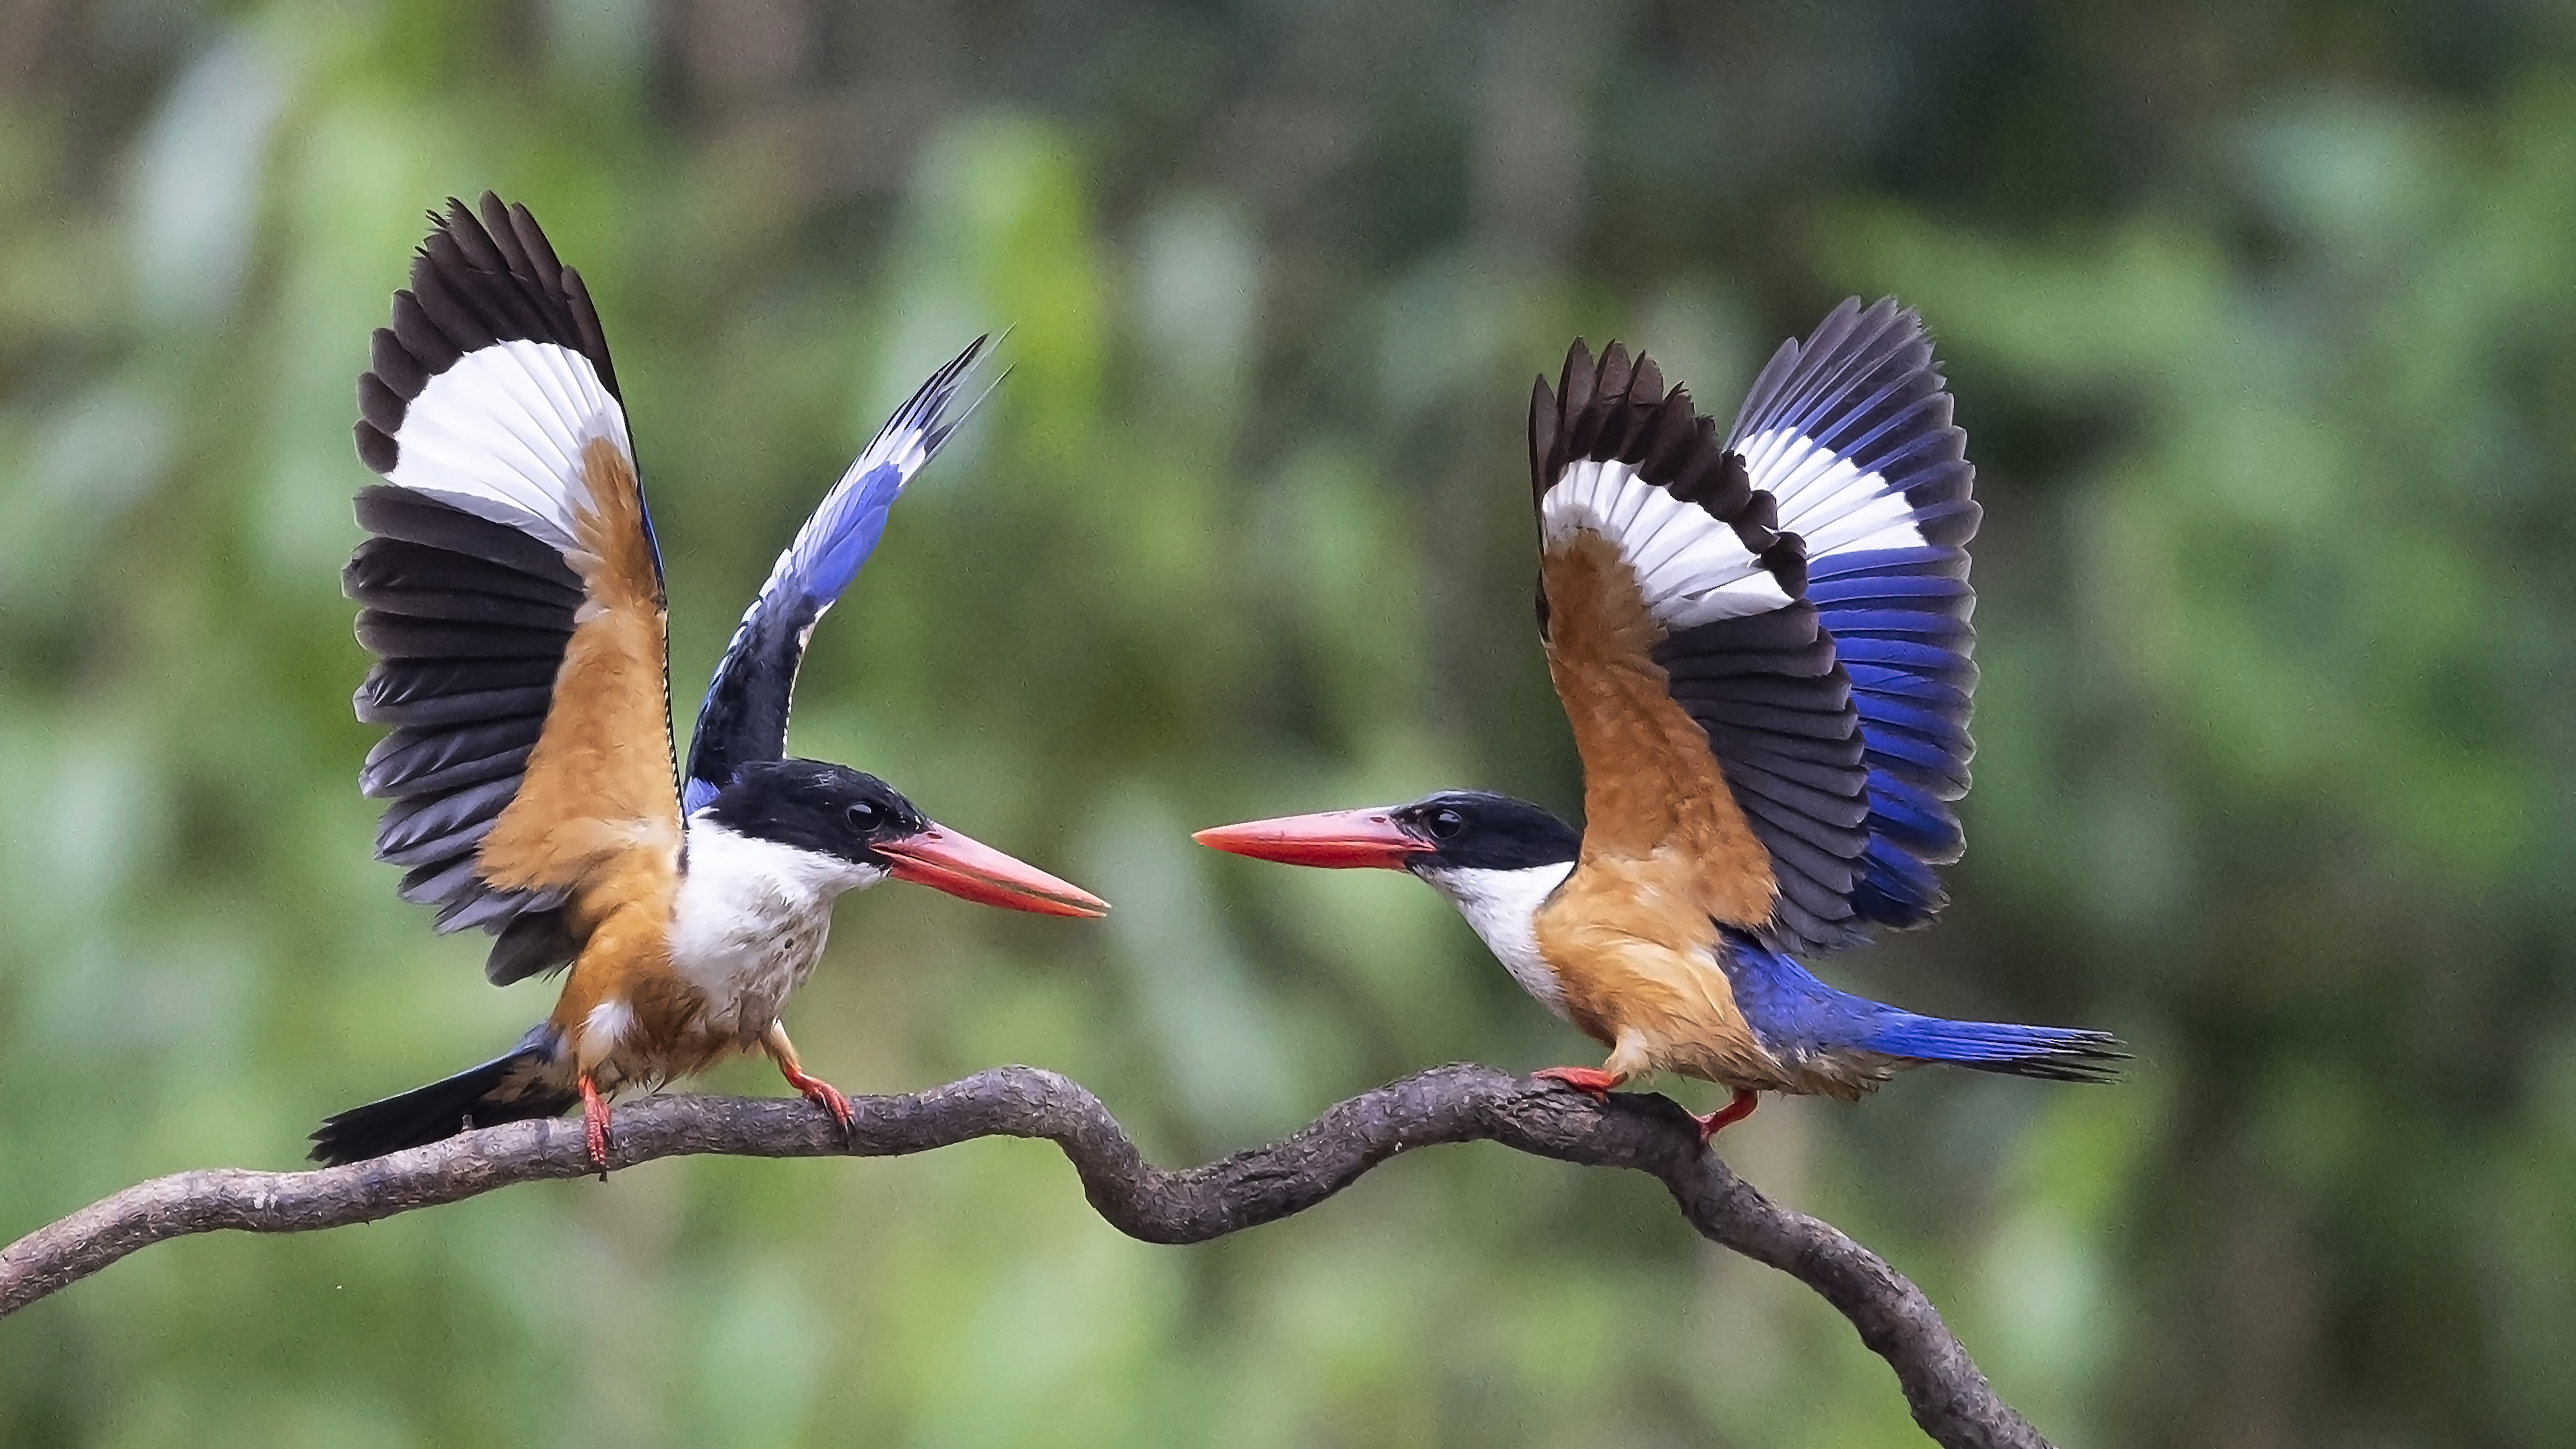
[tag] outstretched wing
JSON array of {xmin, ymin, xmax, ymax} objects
[
  {"xmin": 1526, "ymin": 304, "xmax": 1981, "ymax": 958},
  {"xmin": 681, "ymin": 336, "xmax": 992, "ymax": 813},
  {"xmin": 1726, "ymin": 299, "xmax": 1977, "ymax": 932},
  {"xmin": 347, "ymin": 193, "xmax": 680, "ymax": 987},
  {"xmin": 1530, "ymin": 339, "xmax": 1872, "ymax": 955}
]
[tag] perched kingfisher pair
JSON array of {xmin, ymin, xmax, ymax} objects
[{"xmin": 313, "ymin": 194, "xmax": 2116, "ymax": 1170}]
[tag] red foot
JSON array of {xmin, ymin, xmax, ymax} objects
[
  {"xmin": 579, "ymin": 1075, "xmax": 612, "ymax": 1178},
  {"xmin": 1532, "ymin": 1066, "xmax": 1628, "ymax": 1102},
  {"xmin": 1695, "ymin": 1088, "xmax": 1759, "ymax": 1147},
  {"xmin": 778, "ymin": 1063, "xmax": 856, "ymax": 1141}
]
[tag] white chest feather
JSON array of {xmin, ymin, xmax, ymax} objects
[
  {"xmin": 669, "ymin": 821, "xmax": 884, "ymax": 1040},
  {"xmin": 1418, "ymin": 862, "xmax": 1577, "ymax": 1020}
]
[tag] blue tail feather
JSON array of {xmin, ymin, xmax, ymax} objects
[
  {"xmin": 1715, "ymin": 929, "xmax": 2124, "ymax": 1083},
  {"xmin": 1860, "ymin": 1014, "xmax": 2126, "ymax": 1082}
]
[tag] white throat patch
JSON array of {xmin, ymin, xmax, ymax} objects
[
  {"xmin": 667, "ymin": 818, "xmax": 887, "ymax": 1040},
  {"xmin": 1416, "ymin": 862, "xmax": 1577, "ymax": 1020}
]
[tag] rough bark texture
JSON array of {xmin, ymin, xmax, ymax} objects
[{"xmin": 0, "ymin": 1065, "xmax": 2054, "ymax": 1448}]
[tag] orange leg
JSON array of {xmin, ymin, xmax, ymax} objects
[
  {"xmin": 579, "ymin": 1075, "xmax": 612, "ymax": 1177},
  {"xmin": 764, "ymin": 1022, "xmax": 855, "ymax": 1140},
  {"xmin": 1532, "ymin": 1065, "xmax": 1629, "ymax": 1102},
  {"xmin": 1694, "ymin": 1088, "xmax": 1759, "ymax": 1147}
]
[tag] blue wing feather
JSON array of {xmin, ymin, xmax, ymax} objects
[
  {"xmin": 1804, "ymin": 574, "xmax": 1970, "ymax": 608},
  {"xmin": 1867, "ymin": 735, "xmax": 1969, "ymax": 786},
  {"xmin": 1809, "ymin": 608, "xmax": 1973, "ymax": 643},
  {"xmin": 1864, "ymin": 777, "xmax": 1956, "ymax": 838},
  {"xmin": 1829, "ymin": 636, "xmax": 1971, "ymax": 675},
  {"xmin": 1806, "ymin": 544, "xmax": 1962, "ymax": 581},
  {"xmin": 1727, "ymin": 301, "xmax": 1978, "ymax": 936},
  {"xmin": 1853, "ymin": 696, "xmax": 1972, "ymax": 750},
  {"xmin": 1847, "ymin": 663, "xmax": 1970, "ymax": 710},
  {"xmin": 793, "ymin": 462, "xmax": 906, "ymax": 604},
  {"xmin": 683, "ymin": 335, "xmax": 993, "ymax": 811}
]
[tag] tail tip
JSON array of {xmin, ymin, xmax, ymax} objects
[{"xmin": 1970, "ymin": 1029, "xmax": 2130, "ymax": 1084}]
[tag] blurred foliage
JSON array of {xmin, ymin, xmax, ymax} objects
[{"xmin": 3, "ymin": 0, "xmax": 2574, "ymax": 1445}]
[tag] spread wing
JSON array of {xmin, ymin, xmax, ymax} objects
[
  {"xmin": 346, "ymin": 193, "xmax": 680, "ymax": 987},
  {"xmin": 1530, "ymin": 339, "xmax": 1870, "ymax": 953},
  {"xmin": 681, "ymin": 336, "xmax": 991, "ymax": 813},
  {"xmin": 1726, "ymin": 299, "xmax": 1977, "ymax": 932},
  {"xmin": 1526, "ymin": 304, "xmax": 1979, "ymax": 957}
]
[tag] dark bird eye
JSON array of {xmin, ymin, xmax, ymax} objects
[
  {"xmin": 845, "ymin": 801, "xmax": 882, "ymax": 833},
  {"xmin": 1426, "ymin": 807, "xmax": 1465, "ymax": 839}
]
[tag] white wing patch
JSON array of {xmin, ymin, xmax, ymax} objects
[
  {"xmin": 1739, "ymin": 425, "xmax": 1928, "ymax": 561},
  {"xmin": 1539, "ymin": 458, "xmax": 1794, "ymax": 627},
  {"xmin": 385, "ymin": 339, "xmax": 633, "ymax": 555}
]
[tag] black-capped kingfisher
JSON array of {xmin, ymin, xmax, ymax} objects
[
  {"xmin": 1198, "ymin": 302, "xmax": 2120, "ymax": 1143},
  {"xmin": 310, "ymin": 194, "xmax": 1107, "ymax": 1171}
]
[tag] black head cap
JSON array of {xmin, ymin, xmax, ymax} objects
[
  {"xmin": 700, "ymin": 758, "xmax": 930, "ymax": 866},
  {"xmin": 1390, "ymin": 791, "xmax": 1580, "ymax": 872}
]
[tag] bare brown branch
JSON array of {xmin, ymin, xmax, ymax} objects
[{"xmin": 0, "ymin": 1065, "xmax": 2053, "ymax": 1449}]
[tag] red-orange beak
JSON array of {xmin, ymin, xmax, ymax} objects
[
  {"xmin": 1192, "ymin": 806, "xmax": 1431, "ymax": 871},
  {"xmin": 878, "ymin": 822, "xmax": 1108, "ymax": 918}
]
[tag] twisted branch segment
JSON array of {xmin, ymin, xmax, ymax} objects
[{"xmin": 0, "ymin": 1065, "xmax": 2052, "ymax": 1449}]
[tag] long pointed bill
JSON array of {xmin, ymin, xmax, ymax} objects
[
  {"xmin": 1192, "ymin": 806, "xmax": 1431, "ymax": 870},
  {"xmin": 878, "ymin": 823, "xmax": 1109, "ymax": 918}
]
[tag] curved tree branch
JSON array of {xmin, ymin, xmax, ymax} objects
[{"xmin": 0, "ymin": 1065, "xmax": 2052, "ymax": 1448}]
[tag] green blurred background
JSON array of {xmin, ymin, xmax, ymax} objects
[{"xmin": 3, "ymin": 0, "xmax": 2573, "ymax": 1444}]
